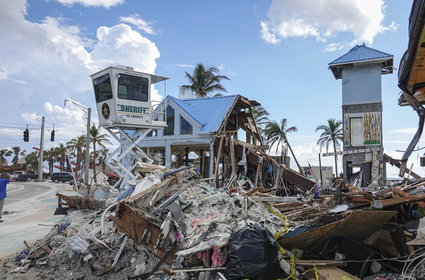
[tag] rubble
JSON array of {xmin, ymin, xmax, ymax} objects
[{"xmin": 4, "ymin": 162, "xmax": 425, "ymax": 280}]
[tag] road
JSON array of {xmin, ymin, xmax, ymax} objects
[
  {"xmin": 6, "ymin": 182, "xmax": 52, "ymax": 205},
  {"xmin": 0, "ymin": 181, "xmax": 77, "ymax": 259}
]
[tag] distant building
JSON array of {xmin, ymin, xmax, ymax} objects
[
  {"xmin": 329, "ymin": 44, "xmax": 393, "ymax": 187},
  {"xmin": 302, "ymin": 166, "xmax": 333, "ymax": 186}
]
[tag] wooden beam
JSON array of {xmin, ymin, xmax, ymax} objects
[
  {"xmin": 214, "ymin": 135, "xmax": 225, "ymax": 186},
  {"xmin": 230, "ymin": 139, "xmax": 236, "ymax": 176}
]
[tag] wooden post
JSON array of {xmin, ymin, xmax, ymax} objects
[
  {"xmin": 230, "ymin": 139, "xmax": 237, "ymax": 176},
  {"xmin": 214, "ymin": 135, "xmax": 225, "ymax": 187},
  {"xmin": 200, "ymin": 149, "xmax": 204, "ymax": 177},
  {"xmin": 318, "ymin": 152, "xmax": 323, "ymax": 183}
]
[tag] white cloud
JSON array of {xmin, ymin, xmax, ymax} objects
[
  {"xmin": 261, "ymin": 0, "xmax": 397, "ymax": 45},
  {"xmin": 20, "ymin": 112, "xmax": 43, "ymax": 125},
  {"xmin": 54, "ymin": 0, "xmax": 124, "ymax": 8},
  {"xmin": 120, "ymin": 14, "xmax": 156, "ymax": 35},
  {"xmin": 325, "ymin": 43, "xmax": 344, "ymax": 52},
  {"xmin": 176, "ymin": 64, "xmax": 195, "ymax": 68},
  {"xmin": 0, "ymin": 0, "xmax": 161, "ymax": 148},
  {"xmin": 91, "ymin": 24, "xmax": 160, "ymax": 73}
]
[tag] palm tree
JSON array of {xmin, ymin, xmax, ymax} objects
[
  {"xmin": 67, "ymin": 135, "xmax": 86, "ymax": 172},
  {"xmin": 181, "ymin": 63, "xmax": 230, "ymax": 97},
  {"xmin": 0, "ymin": 149, "xmax": 11, "ymax": 166},
  {"xmin": 90, "ymin": 124, "xmax": 111, "ymax": 182},
  {"xmin": 316, "ymin": 119, "xmax": 343, "ymax": 177},
  {"xmin": 252, "ymin": 106, "xmax": 270, "ymax": 134},
  {"xmin": 98, "ymin": 147, "xmax": 109, "ymax": 173},
  {"xmin": 11, "ymin": 146, "xmax": 22, "ymax": 166},
  {"xmin": 264, "ymin": 118, "xmax": 302, "ymax": 173},
  {"xmin": 55, "ymin": 144, "xmax": 68, "ymax": 171},
  {"xmin": 25, "ymin": 151, "xmax": 39, "ymax": 170},
  {"xmin": 44, "ymin": 148, "xmax": 56, "ymax": 173}
]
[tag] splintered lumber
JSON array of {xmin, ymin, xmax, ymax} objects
[
  {"xmin": 295, "ymin": 260, "xmax": 345, "ymax": 267},
  {"xmin": 129, "ymin": 168, "xmax": 196, "ymax": 210},
  {"xmin": 316, "ymin": 267, "xmax": 360, "ymax": 280},
  {"xmin": 249, "ymin": 196, "xmax": 300, "ymax": 203},
  {"xmin": 109, "ymin": 202, "xmax": 166, "ymax": 257},
  {"xmin": 272, "ymin": 202, "xmax": 305, "ymax": 212},
  {"xmin": 392, "ymin": 187, "xmax": 425, "ymax": 207},
  {"xmin": 135, "ymin": 162, "xmax": 169, "ymax": 174},
  {"xmin": 56, "ymin": 193, "xmax": 105, "ymax": 210},
  {"xmin": 377, "ymin": 195, "xmax": 425, "ymax": 208}
]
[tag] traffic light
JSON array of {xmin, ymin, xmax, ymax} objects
[
  {"xmin": 50, "ymin": 130, "xmax": 55, "ymax": 142},
  {"xmin": 23, "ymin": 128, "xmax": 29, "ymax": 142}
]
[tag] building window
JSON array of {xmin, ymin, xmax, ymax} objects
[
  {"xmin": 117, "ymin": 74, "xmax": 149, "ymax": 102},
  {"xmin": 350, "ymin": 117, "xmax": 364, "ymax": 146},
  {"xmin": 93, "ymin": 73, "xmax": 113, "ymax": 103},
  {"xmin": 180, "ymin": 116, "xmax": 193, "ymax": 135},
  {"xmin": 164, "ymin": 106, "xmax": 175, "ymax": 136}
]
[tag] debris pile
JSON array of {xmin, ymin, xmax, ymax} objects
[{"xmin": 3, "ymin": 163, "xmax": 425, "ymax": 279}]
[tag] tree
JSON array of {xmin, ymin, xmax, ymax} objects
[
  {"xmin": 44, "ymin": 148, "xmax": 57, "ymax": 173},
  {"xmin": 316, "ymin": 119, "xmax": 343, "ymax": 177},
  {"xmin": 252, "ymin": 106, "xmax": 270, "ymax": 134},
  {"xmin": 25, "ymin": 151, "xmax": 39, "ymax": 170},
  {"xmin": 181, "ymin": 63, "xmax": 230, "ymax": 97},
  {"xmin": 0, "ymin": 149, "xmax": 11, "ymax": 166},
  {"xmin": 264, "ymin": 118, "xmax": 302, "ymax": 173},
  {"xmin": 98, "ymin": 147, "xmax": 109, "ymax": 173},
  {"xmin": 89, "ymin": 124, "xmax": 110, "ymax": 183},
  {"xmin": 11, "ymin": 146, "xmax": 23, "ymax": 166},
  {"xmin": 55, "ymin": 143, "xmax": 68, "ymax": 171},
  {"xmin": 67, "ymin": 135, "xmax": 86, "ymax": 172}
]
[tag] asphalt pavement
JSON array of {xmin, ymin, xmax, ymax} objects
[
  {"xmin": 0, "ymin": 181, "xmax": 77, "ymax": 259},
  {"xmin": 5, "ymin": 182, "xmax": 52, "ymax": 205}
]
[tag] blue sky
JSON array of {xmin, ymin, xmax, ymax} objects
[{"xmin": 0, "ymin": 0, "xmax": 420, "ymax": 176}]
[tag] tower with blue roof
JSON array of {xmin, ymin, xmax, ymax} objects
[{"xmin": 329, "ymin": 44, "xmax": 393, "ymax": 187}]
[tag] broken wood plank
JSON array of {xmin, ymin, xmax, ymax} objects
[
  {"xmin": 316, "ymin": 267, "xmax": 360, "ymax": 280},
  {"xmin": 56, "ymin": 193, "xmax": 105, "ymax": 210},
  {"xmin": 249, "ymin": 196, "xmax": 300, "ymax": 203},
  {"xmin": 129, "ymin": 168, "xmax": 196, "ymax": 210},
  {"xmin": 295, "ymin": 260, "xmax": 345, "ymax": 267}
]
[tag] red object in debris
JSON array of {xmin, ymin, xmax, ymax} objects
[
  {"xmin": 105, "ymin": 172, "xmax": 120, "ymax": 178},
  {"xmin": 33, "ymin": 147, "xmax": 40, "ymax": 151}
]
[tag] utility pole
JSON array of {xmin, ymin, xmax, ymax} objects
[
  {"xmin": 85, "ymin": 108, "xmax": 91, "ymax": 185},
  {"xmin": 38, "ymin": 116, "xmax": 45, "ymax": 181},
  {"xmin": 64, "ymin": 99, "xmax": 91, "ymax": 185}
]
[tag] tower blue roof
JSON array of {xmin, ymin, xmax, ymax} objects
[
  {"xmin": 167, "ymin": 95, "xmax": 238, "ymax": 133},
  {"xmin": 329, "ymin": 44, "xmax": 393, "ymax": 79}
]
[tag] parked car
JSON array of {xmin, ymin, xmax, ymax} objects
[
  {"xmin": 16, "ymin": 172, "xmax": 38, "ymax": 181},
  {"xmin": 50, "ymin": 172, "xmax": 73, "ymax": 183},
  {"xmin": 11, "ymin": 171, "xmax": 25, "ymax": 181}
]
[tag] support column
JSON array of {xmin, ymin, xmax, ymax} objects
[
  {"xmin": 165, "ymin": 143, "xmax": 171, "ymax": 167},
  {"xmin": 209, "ymin": 141, "xmax": 214, "ymax": 178}
]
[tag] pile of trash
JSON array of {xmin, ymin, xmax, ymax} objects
[{"xmin": 3, "ymin": 163, "xmax": 425, "ymax": 279}]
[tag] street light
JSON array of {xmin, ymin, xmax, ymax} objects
[{"xmin": 64, "ymin": 98, "xmax": 91, "ymax": 185}]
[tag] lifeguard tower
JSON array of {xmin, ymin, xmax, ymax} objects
[
  {"xmin": 90, "ymin": 65, "xmax": 168, "ymax": 188},
  {"xmin": 329, "ymin": 44, "xmax": 393, "ymax": 188}
]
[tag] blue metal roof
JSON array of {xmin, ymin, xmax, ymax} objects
[
  {"xmin": 167, "ymin": 95, "xmax": 238, "ymax": 133},
  {"xmin": 329, "ymin": 44, "xmax": 393, "ymax": 66}
]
